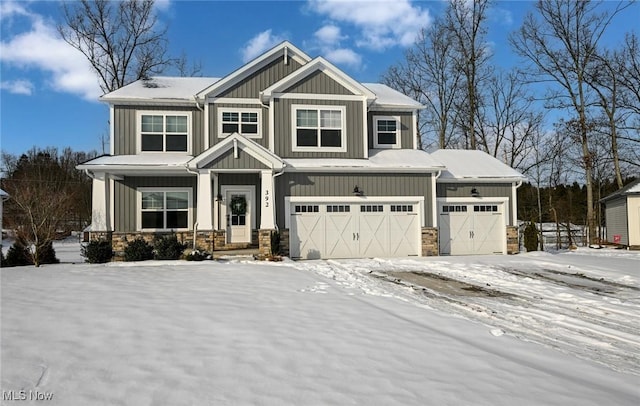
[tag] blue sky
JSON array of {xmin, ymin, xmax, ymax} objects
[{"xmin": 1, "ymin": 0, "xmax": 637, "ymax": 157}]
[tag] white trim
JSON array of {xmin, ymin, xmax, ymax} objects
[
  {"xmin": 372, "ymin": 115, "xmax": 401, "ymax": 149},
  {"xmin": 136, "ymin": 187, "xmax": 193, "ymax": 231},
  {"xmin": 189, "ymin": 132, "xmax": 284, "ymax": 170},
  {"xmin": 436, "ymin": 177, "xmax": 525, "ymax": 183},
  {"xmin": 362, "ymin": 98, "xmax": 368, "ymax": 158},
  {"xmin": 273, "ymin": 93, "xmax": 366, "ymax": 101},
  {"xmin": 511, "ymin": 183, "xmax": 518, "ymax": 226},
  {"xmin": 284, "ymin": 195, "xmax": 424, "ymax": 229},
  {"xmin": 260, "ymin": 170, "xmax": 276, "ymax": 229},
  {"xmin": 283, "ymin": 165, "xmax": 438, "ymax": 173},
  {"xmin": 103, "ymin": 99, "xmax": 199, "ymax": 107},
  {"xmin": 204, "ymin": 103, "xmax": 210, "ymax": 150},
  {"xmin": 136, "ymin": 110, "xmax": 193, "ymax": 154},
  {"xmin": 217, "ymin": 107, "xmax": 262, "ymax": 139},
  {"xmin": 207, "ymin": 97, "xmax": 263, "ymax": 104},
  {"xmin": 412, "ymin": 110, "xmax": 418, "ymax": 150},
  {"xmin": 109, "ymin": 106, "xmax": 115, "ymax": 155},
  {"xmin": 291, "ymin": 104, "xmax": 347, "ymax": 153},
  {"xmin": 196, "ymin": 172, "xmax": 213, "ymax": 230},
  {"xmin": 109, "ymin": 177, "xmax": 115, "ymax": 231},
  {"xmin": 431, "ymin": 175, "xmax": 437, "ymax": 228},
  {"xmin": 213, "ymin": 174, "xmax": 220, "ymax": 230},
  {"xmin": 268, "ymin": 98, "xmax": 275, "ymax": 152}
]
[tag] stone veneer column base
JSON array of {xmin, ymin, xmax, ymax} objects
[
  {"xmin": 421, "ymin": 227, "xmax": 439, "ymax": 256},
  {"xmin": 279, "ymin": 229, "xmax": 290, "ymax": 257},
  {"xmin": 258, "ymin": 229, "xmax": 276, "ymax": 258},
  {"xmin": 506, "ymin": 226, "xmax": 519, "ymax": 254}
]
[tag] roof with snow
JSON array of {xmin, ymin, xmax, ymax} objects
[
  {"xmin": 284, "ymin": 149, "xmax": 444, "ymax": 172},
  {"xmin": 77, "ymin": 154, "xmax": 192, "ymax": 172},
  {"xmin": 363, "ymin": 83, "xmax": 424, "ymax": 109},
  {"xmin": 600, "ymin": 178, "xmax": 640, "ymax": 202},
  {"xmin": 430, "ymin": 149, "xmax": 525, "ymax": 181},
  {"xmin": 100, "ymin": 77, "xmax": 220, "ymax": 102}
]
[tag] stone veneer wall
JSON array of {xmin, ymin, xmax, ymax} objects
[
  {"xmin": 506, "ymin": 225, "xmax": 519, "ymax": 254},
  {"xmin": 421, "ymin": 227, "xmax": 438, "ymax": 256},
  {"xmin": 279, "ymin": 229, "xmax": 290, "ymax": 257}
]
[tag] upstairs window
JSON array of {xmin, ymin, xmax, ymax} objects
[
  {"xmin": 218, "ymin": 109, "xmax": 261, "ymax": 138},
  {"xmin": 138, "ymin": 112, "xmax": 191, "ymax": 153},
  {"xmin": 373, "ymin": 116, "xmax": 400, "ymax": 149},
  {"xmin": 292, "ymin": 105, "xmax": 346, "ymax": 152}
]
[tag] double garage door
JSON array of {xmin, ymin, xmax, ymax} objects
[
  {"xmin": 438, "ymin": 201, "xmax": 506, "ymax": 255},
  {"xmin": 289, "ymin": 200, "xmax": 422, "ymax": 259}
]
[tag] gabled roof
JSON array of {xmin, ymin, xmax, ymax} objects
[
  {"xmin": 260, "ymin": 57, "xmax": 375, "ymax": 102},
  {"xmin": 600, "ymin": 178, "xmax": 640, "ymax": 202},
  {"xmin": 188, "ymin": 133, "xmax": 284, "ymax": 170},
  {"xmin": 430, "ymin": 149, "xmax": 525, "ymax": 182},
  {"xmin": 196, "ymin": 41, "xmax": 311, "ymax": 99},
  {"xmin": 100, "ymin": 77, "xmax": 219, "ymax": 103}
]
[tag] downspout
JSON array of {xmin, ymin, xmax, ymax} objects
[
  {"xmin": 185, "ymin": 164, "xmax": 200, "ymax": 250},
  {"xmin": 271, "ymin": 163, "xmax": 287, "ymax": 232}
]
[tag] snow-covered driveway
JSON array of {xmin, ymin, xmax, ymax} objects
[{"xmin": 1, "ymin": 249, "xmax": 639, "ymax": 405}]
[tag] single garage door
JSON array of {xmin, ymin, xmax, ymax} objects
[
  {"xmin": 439, "ymin": 202, "xmax": 505, "ymax": 255},
  {"xmin": 290, "ymin": 201, "xmax": 422, "ymax": 259}
]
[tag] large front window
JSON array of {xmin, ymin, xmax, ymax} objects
[
  {"xmin": 138, "ymin": 112, "xmax": 190, "ymax": 153},
  {"xmin": 218, "ymin": 109, "xmax": 261, "ymax": 138},
  {"xmin": 292, "ymin": 105, "xmax": 345, "ymax": 151},
  {"xmin": 373, "ymin": 116, "xmax": 400, "ymax": 148},
  {"xmin": 139, "ymin": 189, "xmax": 191, "ymax": 230}
]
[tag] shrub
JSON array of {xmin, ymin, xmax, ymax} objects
[
  {"xmin": 82, "ymin": 240, "xmax": 113, "ymax": 263},
  {"xmin": 37, "ymin": 241, "xmax": 59, "ymax": 265},
  {"xmin": 270, "ymin": 230, "xmax": 281, "ymax": 256},
  {"xmin": 184, "ymin": 249, "xmax": 210, "ymax": 261},
  {"xmin": 4, "ymin": 240, "xmax": 33, "ymax": 267},
  {"xmin": 523, "ymin": 221, "xmax": 539, "ymax": 252},
  {"xmin": 153, "ymin": 234, "xmax": 186, "ymax": 260},
  {"xmin": 124, "ymin": 238, "xmax": 154, "ymax": 261}
]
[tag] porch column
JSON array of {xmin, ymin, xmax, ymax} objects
[
  {"xmin": 196, "ymin": 171, "xmax": 213, "ymax": 230},
  {"xmin": 91, "ymin": 173, "xmax": 111, "ymax": 231},
  {"xmin": 260, "ymin": 170, "xmax": 275, "ymax": 229}
]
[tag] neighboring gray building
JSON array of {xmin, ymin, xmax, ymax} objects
[
  {"xmin": 0, "ymin": 188, "xmax": 8, "ymax": 238},
  {"xmin": 78, "ymin": 42, "xmax": 524, "ymax": 259},
  {"xmin": 601, "ymin": 179, "xmax": 640, "ymax": 248}
]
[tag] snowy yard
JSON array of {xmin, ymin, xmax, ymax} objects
[{"xmin": 1, "ymin": 243, "xmax": 639, "ymax": 405}]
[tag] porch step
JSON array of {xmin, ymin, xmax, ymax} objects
[{"xmin": 213, "ymin": 247, "xmax": 260, "ymax": 260}]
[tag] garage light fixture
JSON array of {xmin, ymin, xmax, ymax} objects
[
  {"xmin": 471, "ymin": 187, "xmax": 480, "ymax": 197},
  {"xmin": 353, "ymin": 185, "xmax": 364, "ymax": 197}
]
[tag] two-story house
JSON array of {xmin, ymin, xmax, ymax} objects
[{"xmin": 78, "ymin": 42, "xmax": 524, "ymax": 259}]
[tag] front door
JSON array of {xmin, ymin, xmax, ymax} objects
[{"xmin": 222, "ymin": 187, "xmax": 252, "ymax": 244}]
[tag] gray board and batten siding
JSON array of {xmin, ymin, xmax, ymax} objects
[
  {"xmin": 283, "ymin": 70, "xmax": 354, "ymax": 95},
  {"xmin": 114, "ymin": 176, "xmax": 197, "ymax": 232},
  {"xmin": 216, "ymin": 57, "xmax": 303, "ymax": 99},
  {"xmin": 275, "ymin": 172, "xmax": 435, "ymax": 229},
  {"xmin": 272, "ymin": 98, "xmax": 365, "ymax": 159},
  {"xmin": 209, "ymin": 103, "xmax": 269, "ymax": 149},
  {"xmin": 203, "ymin": 148, "xmax": 270, "ymax": 170},
  {"xmin": 605, "ymin": 197, "xmax": 629, "ymax": 245},
  {"xmin": 367, "ymin": 111, "xmax": 414, "ymax": 149},
  {"xmin": 436, "ymin": 182, "xmax": 516, "ymax": 225},
  {"xmin": 113, "ymin": 105, "xmax": 205, "ymax": 156}
]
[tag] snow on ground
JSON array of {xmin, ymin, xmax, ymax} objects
[{"xmin": 1, "ymin": 244, "xmax": 639, "ymax": 405}]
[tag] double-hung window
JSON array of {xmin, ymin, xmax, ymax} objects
[
  {"xmin": 218, "ymin": 108, "xmax": 261, "ymax": 138},
  {"xmin": 138, "ymin": 111, "xmax": 191, "ymax": 153},
  {"xmin": 373, "ymin": 116, "xmax": 401, "ymax": 149},
  {"xmin": 138, "ymin": 188, "xmax": 191, "ymax": 230},
  {"xmin": 292, "ymin": 105, "xmax": 346, "ymax": 152}
]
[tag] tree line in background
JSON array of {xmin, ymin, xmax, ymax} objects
[{"xmin": 384, "ymin": 0, "xmax": 640, "ymax": 244}]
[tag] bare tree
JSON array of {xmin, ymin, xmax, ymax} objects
[
  {"xmin": 58, "ymin": 0, "xmax": 172, "ymax": 93},
  {"xmin": 510, "ymin": 0, "xmax": 630, "ymax": 244},
  {"xmin": 382, "ymin": 20, "xmax": 462, "ymax": 150},
  {"xmin": 447, "ymin": 0, "xmax": 492, "ymax": 150}
]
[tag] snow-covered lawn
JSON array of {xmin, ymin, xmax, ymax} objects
[{"xmin": 1, "ymin": 245, "xmax": 639, "ymax": 405}]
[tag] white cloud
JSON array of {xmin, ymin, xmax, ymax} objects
[
  {"xmin": 0, "ymin": 79, "xmax": 34, "ymax": 95},
  {"xmin": 314, "ymin": 25, "xmax": 345, "ymax": 45},
  {"xmin": 241, "ymin": 30, "xmax": 285, "ymax": 63},
  {"xmin": 324, "ymin": 48, "xmax": 362, "ymax": 68},
  {"xmin": 153, "ymin": 0, "xmax": 172, "ymax": 12},
  {"xmin": 308, "ymin": 0, "xmax": 431, "ymax": 50},
  {"xmin": 0, "ymin": 5, "xmax": 101, "ymax": 100}
]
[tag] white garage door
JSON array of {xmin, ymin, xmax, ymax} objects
[
  {"xmin": 439, "ymin": 202, "xmax": 505, "ymax": 255},
  {"xmin": 290, "ymin": 201, "xmax": 422, "ymax": 259}
]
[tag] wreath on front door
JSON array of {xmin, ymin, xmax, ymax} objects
[{"xmin": 230, "ymin": 195, "xmax": 247, "ymax": 215}]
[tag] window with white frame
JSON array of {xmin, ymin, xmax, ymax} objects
[
  {"xmin": 218, "ymin": 109, "xmax": 261, "ymax": 138},
  {"xmin": 138, "ymin": 112, "xmax": 191, "ymax": 153},
  {"xmin": 138, "ymin": 188, "xmax": 191, "ymax": 230},
  {"xmin": 292, "ymin": 105, "xmax": 346, "ymax": 151},
  {"xmin": 373, "ymin": 116, "xmax": 400, "ymax": 148}
]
